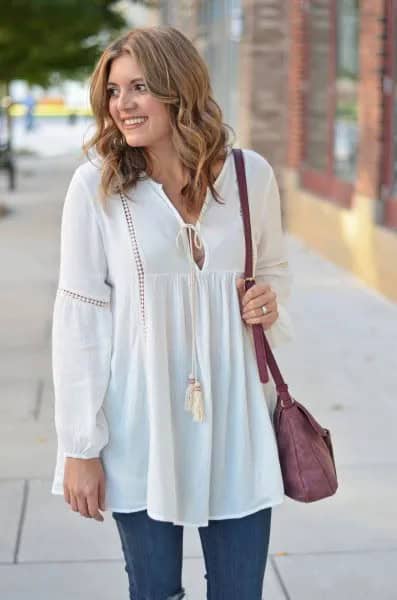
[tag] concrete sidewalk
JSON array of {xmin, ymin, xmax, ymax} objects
[{"xmin": 0, "ymin": 155, "xmax": 396, "ymax": 599}]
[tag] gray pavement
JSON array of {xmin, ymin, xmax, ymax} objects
[
  {"xmin": 0, "ymin": 154, "xmax": 396, "ymax": 599},
  {"xmin": 12, "ymin": 116, "xmax": 95, "ymax": 158}
]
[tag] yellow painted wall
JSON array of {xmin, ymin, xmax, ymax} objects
[{"xmin": 283, "ymin": 169, "xmax": 397, "ymax": 303}]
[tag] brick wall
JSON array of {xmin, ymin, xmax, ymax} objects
[
  {"xmin": 356, "ymin": 0, "xmax": 385, "ymax": 201},
  {"xmin": 239, "ymin": 0, "xmax": 288, "ymax": 176},
  {"xmin": 283, "ymin": 0, "xmax": 397, "ymax": 301},
  {"xmin": 286, "ymin": 0, "xmax": 306, "ymax": 169},
  {"xmin": 286, "ymin": 0, "xmax": 387, "ymax": 201}
]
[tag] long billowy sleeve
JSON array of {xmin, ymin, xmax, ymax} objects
[
  {"xmin": 51, "ymin": 171, "xmax": 112, "ymax": 459},
  {"xmin": 254, "ymin": 167, "xmax": 295, "ymax": 349}
]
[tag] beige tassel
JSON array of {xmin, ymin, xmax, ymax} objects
[
  {"xmin": 185, "ymin": 376, "xmax": 205, "ymax": 422},
  {"xmin": 191, "ymin": 381, "xmax": 205, "ymax": 422},
  {"xmin": 185, "ymin": 376, "xmax": 195, "ymax": 411}
]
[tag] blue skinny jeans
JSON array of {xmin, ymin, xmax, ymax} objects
[{"xmin": 112, "ymin": 506, "xmax": 272, "ymax": 599}]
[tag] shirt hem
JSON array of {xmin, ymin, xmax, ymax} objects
[
  {"xmin": 51, "ymin": 483, "xmax": 284, "ymax": 526},
  {"xmin": 109, "ymin": 496, "xmax": 285, "ymax": 527}
]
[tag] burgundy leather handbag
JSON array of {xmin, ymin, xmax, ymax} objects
[{"xmin": 233, "ymin": 148, "xmax": 338, "ymax": 502}]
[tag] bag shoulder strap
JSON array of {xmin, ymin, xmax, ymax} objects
[{"xmin": 232, "ymin": 148, "xmax": 290, "ymax": 397}]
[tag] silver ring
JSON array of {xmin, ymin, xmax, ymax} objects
[{"xmin": 261, "ymin": 305, "xmax": 268, "ymax": 315}]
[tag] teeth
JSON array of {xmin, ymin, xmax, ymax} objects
[{"xmin": 124, "ymin": 117, "xmax": 147, "ymax": 125}]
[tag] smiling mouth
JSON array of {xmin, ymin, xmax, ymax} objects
[{"xmin": 123, "ymin": 117, "xmax": 148, "ymax": 130}]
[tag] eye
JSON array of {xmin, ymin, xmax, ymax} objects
[
  {"xmin": 107, "ymin": 87, "xmax": 119, "ymax": 97},
  {"xmin": 134, "ymin": 83, "xmax": 147, "ymax": 92}
]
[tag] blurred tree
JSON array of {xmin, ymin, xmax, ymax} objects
[
  {"xmin": 0, "ymin": 0, "xmax": 127, "ymax": 90},
  {"xmin": 0, "ymin": 0, "xmax": 127, "ymax": 199}
]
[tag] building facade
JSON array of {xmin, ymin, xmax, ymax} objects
[
  {"xmin": 286, "ymin": 0, "xmax": 397, "ymax": 301},
  {"xmin": 160, "ymin": 0, "xmax": 288, "ymax": 182},
  {"xmin": 160, "ymin": 0, "xmax": 397, "ymax": 301}
]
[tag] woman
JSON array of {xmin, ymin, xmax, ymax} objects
[{"xmin": 51, "ymin": 26, "xmax": 294, "ymax": 600}]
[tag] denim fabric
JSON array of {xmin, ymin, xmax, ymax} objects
[{"xmin": 112, "ymin": 507, "xmax": 272, "ymax": 599}]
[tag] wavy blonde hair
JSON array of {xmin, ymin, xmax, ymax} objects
[{"xmin": 83, "ymin": 26, "xmax": 235, "ymax": 211}]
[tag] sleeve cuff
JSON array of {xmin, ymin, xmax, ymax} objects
[
  {"xmin": 63, "ymin": 451, "xmax": 101, "ymax": 460},
  {"xmin": 55, "ymin": 414, "xmax": 109, "ymax": 460},
  {"xmin": 264, "ymin": 302, "xmax": 295, "ymax": 350}
]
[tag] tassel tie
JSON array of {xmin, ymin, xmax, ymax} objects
[{"xmin": 175, "ymin": 223, "xmax": 205, "ymax": 423}]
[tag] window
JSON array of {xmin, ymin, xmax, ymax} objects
[
  {"xmin": 304, "ymin": 1, "xmax": 331, "ymax": 174},
  {"xmin": 301, "ymin": 0, "xmax": 360, "ymax": 207},
  {"xmin": 393, "ymin": 16, "xmax": 397, "ymax": 197},
  {"xmin": 333, "ymin": 0, "xmax": 359, "ymax": 182},
  {"xmin": 382, "ymin": 0, "xmax": 397, "ymax": 228}
]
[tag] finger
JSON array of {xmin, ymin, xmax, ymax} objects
[
  {"xmin": 244, "ymin": 317, "xmax": 272, "ymax": 328},
  {"xmin": 76, "ymin": 494, "xmax": 90, "ymax": 518},
  {"xmin": 243, "ymin": 294, "xmax": 277, "ymax": 314},
  {"xmin": 70, "ymin": 493, "xmax": 79, "ymax": 513},
  {"xmin": 87, "ymin": 492, "xmax": 104, "ymax": 522},
  {"xmin": 242, "ymin": 283, "xmax": 271, "ymax": 308},
  {"xmin": 243, "ymin": 307, "xmax": 270, "ymax": 321},
  {"xmin": 244, "ymin": 310, "xmax": 279, "ymax": 328},
  {"xmin": 247, "ymin": 318, "xmax": 274, "ymax": 330},
  {"xmin": 63, "ymin": 484, "xmax": 71, "ymax": 505},
  {"xmin": 243, "ymin": 297, "xmax": 277, "ymax": 319},
  {"xmin": 244, "ymin": 290, "xmax": 276, "ymax": 313},
  {"xmin": 243, "ymin": 299, "xmax": 278, "ymax": 320},
  {"xmin": 236, "ymin": 278, "xmax": 246, "ymax": 302},
  {"xmin": 236, "ymin": 277, "xmax": 245, "ymax": 291},
  {"xmin": 236, "ymin": 278, "xmax": 247, "ymax": 315},
  {"xmin": 243, "ymin": 294, "xmax": 267, "ymax": 315},
  {"xmin": 99, "ymin": 478, "xmax": 106, "ymax": 512},
  {"xmin": 243, "ymin": 307, "xmax": 274, "ymax": 323}
]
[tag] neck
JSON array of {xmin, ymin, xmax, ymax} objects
[{"xmin": 146, "ymin": 140, "xmax": 187, "ymax": 189}]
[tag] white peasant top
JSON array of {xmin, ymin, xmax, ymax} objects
[{"xmin": 50, "ymin": 147, "xmax": 295, "ymax": 527}]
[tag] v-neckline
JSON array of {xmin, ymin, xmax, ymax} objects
[{"xmin": 146, "ymin": 148, "xmax": 231, "ymax": 229}]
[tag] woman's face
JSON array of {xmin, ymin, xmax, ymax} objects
[{"xmin": 107, "ymin": 52, "xmax": 172, "ymax": 149}]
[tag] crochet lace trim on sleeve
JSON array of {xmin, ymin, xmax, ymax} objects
[{"xmin": 57, "ymin": 288, "xmax": 110, "ymax": 307}]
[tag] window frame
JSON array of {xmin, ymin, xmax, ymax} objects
[
  {"xmin": 300, "ymin": 0, "xmax": 355, "ymax": 208},
  {"xmin": 381, "ymin": 0, "xmax": 397, "ymax": 228}
]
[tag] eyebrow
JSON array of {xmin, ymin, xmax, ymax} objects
[{"xmin": 106, "ymin": 78, "xmax": 144, "ymax": 87}]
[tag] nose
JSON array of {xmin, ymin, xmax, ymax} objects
[{"xmin": 117, "ymin": 89, "xmax": 137, "ymax": 112}]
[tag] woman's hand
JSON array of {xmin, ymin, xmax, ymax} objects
[
  {"xmin": 63, "ymin": 457, "xmax": 106, "ymax": 522},
  {"xmin": 236, "ymin": 278, "xmax": 278, "ymax": 330}
]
